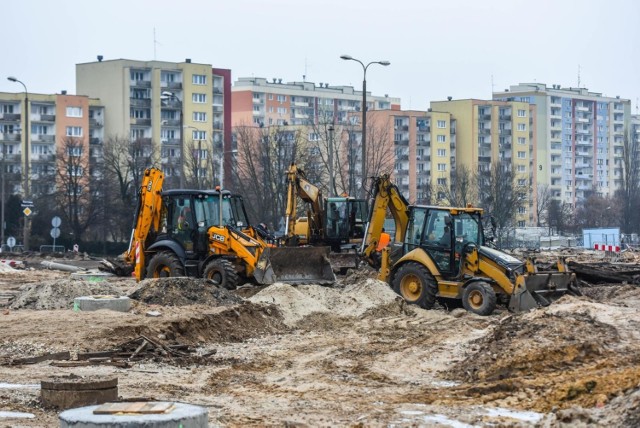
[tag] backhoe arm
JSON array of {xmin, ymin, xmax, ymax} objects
[
  {"xmin": 360, "ymin": 174, "xmax": 410, "ymax": 266},
  {"xmin": 284, "ymin": 163, "xmax": 324, "ymax": 243},
  {"xmin": 124, "ymin": 168, "xmax": 165, "ymax": 280}
]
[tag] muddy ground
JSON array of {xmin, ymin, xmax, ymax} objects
[{"xmin": 0, "ymin": 252, "xmax": 639, "ymax": 427}]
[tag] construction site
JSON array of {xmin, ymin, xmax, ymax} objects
[{"xmin": 0, "ymin": 246, "xmax": 639, "ymax": 427}]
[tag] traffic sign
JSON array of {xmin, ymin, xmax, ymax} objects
[
  {"xmin": 52, "ymin": 216, "xmax": 62, "ymax": 228},
  {"xmin": 50, "ymin": 227, "xmax": 61, "ymax": 239},
  {"xmin": 21, "ymin": 200, "xmax": 34, "ymax": 207},
  {"xmin": 23, "ymin": 207, "xmax": 32, "ymax": 217},
  {"xmin": 6, "ymin": 237, "xmax": 15, "ymax": 248}
]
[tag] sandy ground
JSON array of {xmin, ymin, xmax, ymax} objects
[{"xmin": 0, "ymin": 253, "xmax": 639, "ymax": 427}]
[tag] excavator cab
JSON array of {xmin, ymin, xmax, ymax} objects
[{"xmin": 323, "ymin": 197, "xmax": 367, "ymax": 250}]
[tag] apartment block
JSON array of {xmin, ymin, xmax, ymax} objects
[
  {"xmin": 231, "ymin": 77, "xmax": 400, "ymax": 128},
  {"xmin": 493, "ymin": 83, "xmax": 631, "ymax": 207},
  {"xmin": 0, "ymin": 91, "xmax": 103, "ymax": 197},
  {"xmin": 430, "ymin": 99, "xmax": 536, "ymax": 226},
  {"xmin": 367, "ymin": 110, "xmax": 456, "ymax": 204},
  {"xmin": 76, "ymin": 58, "xmax": 232, "ymax": 186}
]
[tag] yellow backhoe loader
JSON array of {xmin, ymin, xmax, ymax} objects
[
  {"xmin": 284, "ymin": 163, "xmax": 368, "ymax": 272},
  {"xmin": 104, "ymin": 167, "xmax": 335, "ymax": 288},
  {"xmin": 360, "ymin": 174, "xmax": 580, "ymax": 315}
]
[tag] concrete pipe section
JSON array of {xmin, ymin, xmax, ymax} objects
[
  {"xmin": 41, "ymin": 375, "xmax": 117, "ymax": 410},
  {"xmin": 59, "ymin": 402, "xmax": 208, "ymax": 428},
  {"xmin": 74, "ymin": 296, "xmax": 131, "ymax": 312}
]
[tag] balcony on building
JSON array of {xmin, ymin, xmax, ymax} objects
[
  {"xmin": 499, "ymin": 114, "xmax": 512, "ymax": 121},
  {"xmin": 479, "ymin": 128, "xmax": 491, "ymax": 135},
  {"xmin": 0, "ymin": 112, "xmax": 20, "ymax": 121},
  {"xmin": 130, "ymin": 98, "xmax": 151, "ymax": 107},
  {"xmin": 1, "ymin": 132, "xmax": 21, "ymax": 142},
  {"xmin": 90, "ymin": 137, "xmax": 103, "ymax": 145},
  {"xmin": 479, "ymin": 155, "xmax": 491, "ymax": 163},
  {"xmin": 478, "ymin": 114, "xmax": 492, "ymax": 121},
  {"xmin": 33, "ymin": 113, "xmax": 56, "ymax": 122},
  {"xmin": 32, "ymin": 134, "xmax": 55, "ymax": 143},
  {"xmin": 131, "ymin": 79, "xmax": 151, "ymax": 88},
  {"xmin": 499, "ymin": 128, "xmax": 511, "ymax": 136},
  {"xmin": 252, "ymin": 96, "xmax": 264, "ymax": 104},
  {"xmin": 89, "ymin": 118, "xmax": 103, "ymax": 127},
  {"xmin": 132, "ymin": 118, "xmax": 151, "ymax": 126},
  {"xmin": 213, "ymin": 86, "xmax": 223, "ymax": 94}
]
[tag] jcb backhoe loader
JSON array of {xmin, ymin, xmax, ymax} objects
[
  {"xmin": 360, "ymin": 174, "xmax": 580, "ymax": 315},
  {"xmin": 104, "ymin": 168, "xmax": 335, "ymax": 288},
  {"xmin": 284, "ymin": 163, "xmax": 368, "ymax": 272}
]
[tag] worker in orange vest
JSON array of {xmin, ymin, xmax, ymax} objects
[{"xmin": 377, "ymin": 228, "xmax": 391, "ymax": 251}]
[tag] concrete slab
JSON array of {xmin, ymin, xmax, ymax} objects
[{"xmin": 59, "ymin": 402, "xmax": 208, "ymax": 427}]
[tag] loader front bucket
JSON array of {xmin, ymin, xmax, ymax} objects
[
  {"xmin": 508, "ymin": 271, "xmax": 580, "ymax": 312},
  {"xmin": 254, "ymin": 246, "xmax": 336, "ymax": 285}
]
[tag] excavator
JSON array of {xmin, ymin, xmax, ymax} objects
[
  {"xmin": 284, "ymin": 163, "xmax": 368, "ymax": 272},
  {"xmin": 104, "ymin": 167, "xmax": 335, "ymax": 288},
  {"xmin": 360, "ymin": 174, "xmax": 580, "ymax": 315}
]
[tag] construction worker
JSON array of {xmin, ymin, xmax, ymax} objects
[{"xmin": 377, "ymin": 228, "xmax": 391, "ymax": 251}]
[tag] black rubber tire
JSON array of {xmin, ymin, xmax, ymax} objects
[
  {"xmin": 391, "ymin": 262, "xmax": 438, "ymax": 309},
  {"xmin": 203, "ymin": 259, "xmax": 239, "ymax": 290},
  {"xmin": 462, "ymin": 282, "xmax": 497, "ymax": 315},
  {"xmin": 568, "ymin": 282, "xmax": 583, "ymax": 297},
  {"xmin": 146, "ymin": 251, "xmax": 185, "ymax": 279}
]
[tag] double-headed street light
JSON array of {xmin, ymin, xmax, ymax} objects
[
  {"xmin": 7, "ymin": 76, "xmax": 30, "ymax": 250},
  {"xmin": 339, "ymin": 55, "xmax": 390, "ymax": 198},
  {"xmin": 161, "ymin": 91, "xmax": 184, "ymax": 188}
]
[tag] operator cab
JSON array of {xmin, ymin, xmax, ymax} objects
[
  {"xmin": 405, "ymin": 206, "xmax": 483, "ymax": 278},
  {"xmin": 163, "ymin": 190, "xmax": 251, "ymax": 254},
  {"xmin": 323, "ymin": 197, "xmax": 368, "ymax": 249}
]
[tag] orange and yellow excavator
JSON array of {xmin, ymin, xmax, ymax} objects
[
  {"xmin": 104, "ymin": 167, "xmax": 335, "ymax": 288},
  {"xmin": 360, "ymin": 174, "xmax": 581, "ymax": 315}
]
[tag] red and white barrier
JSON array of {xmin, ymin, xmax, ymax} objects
[{"xmin": 594, "ymin": 243, "xmax": 620, "ymax": 253}]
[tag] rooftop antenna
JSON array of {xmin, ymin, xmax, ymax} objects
[
  {"xmin": 304, "ymin": 57, "xmax": 308, "ymax": 82},
  {"xmin": 491, "ymin": 74, "xmax": 495, "ymax": 95},
  {"xmin": 578, "ymin": 64, "xmax": 581, "ymax": 88},
  {"xmin": 154, "ymin": 28, "xmax": 157, "ymax": 60}
]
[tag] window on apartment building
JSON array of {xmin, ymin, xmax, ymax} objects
[
  {"xmin": 518, "ymin": 137, "xmax": 526, "ymax": 145},
  {"xmin": 517, "ymin": 123, "xmax": 526, "ymax": 131},
  {"xmin": 70, "ymin": 166, "xmax": 84, "ymax": 177},
  {"xmin": 192, "ymin": 130, "xmax": 207, "ymax": 140},
  {"xmin": 394, "ymin": 133, "xmax": 402, "ymax": 142},
  {"xmin": 437, "ymin": 163, "xmax": 447, "ymax": 171},
  {"xmin": 161, "ymin": 129, "xmax": 176, "ymax": 141},
  {"xmin": 268, "ymin": 94, "xmax": 273, "ymax": 101},
  {"xmin": 277, "ymin": 107, "xmax": 287, "ymax": 114},
  {"xmin": 437, "ymin": 120, "xmax": 446, "ymax": 128},
  {"xmin": 66, "ymin": 126, "xmax": 82, "ymax": 137},
  {"xmin": 131, "ymin": 128, "xmax": 145, "ymax": 139},
  {"xmin": 518, "ymin": 206, "xmax": 526, "ymax": 214},
  {"xmin": 518, "ymin": 178, "xmax": 527, "ymax": 186},
  {"xmin": 437, "ymin": 135, "xmax": 446, "ymax": 143},
  {"xmin": 67, "ymin": 146, "xmax": 83, "ymax": 156},
  {"xmin": 2, "ymin": 105, "xmax": 14, "ymax": 114},
  {"xmin": 253, "ymin": 105, "xmax": 261, "ymax": 113},
  {"xmin": 517, "ymin": 109, "xmax": 526, "ymax": 117},
  {"xmin": 437, "ymin": 177, "xmax": 447, "ymax": 185},
  {"xmin": 193, "ymin": 112, "xmax": 207, "ymax": 122},
  {"xmin": 66, "ymin": 107, "xmax": 83, "ymax": 118},
  {"xmin": 308, "ymin": 133, "xmax": 319, "ymax": 141},
  {"xmin": 437, "ymin": 149, "xmax": 446, "ymax": 157},
  {"xmin": 394, "ymin": 118, "xmax": 403, "ymax": 127},
  {"xmin": 517, "ymin": 151, "xmax": 526, "ymax": 159},
  {"xmin": 192, "ymin": 74, "xmax": 207, "ymax": 85},
  {"xmin": 277, "ymin": 95, "xmax": 287, "ymax": 103},
  {"xmin": 192, "ymin": 93, "xmax": 207, "ymax": 103},
  {"xmin": 517, "ymin": 164, "xmax": 526, "ymax": 172}
]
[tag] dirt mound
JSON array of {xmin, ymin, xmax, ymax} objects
[
  {"xmin": 442, "ymin": 296, "xmax": 640, "ymax": 411},
  {"xmin": 248, "ymin": 279, "xmax": 403, "ymax": 327},
  {"xmin": 128, "ymin": 277, "xmax": 243, "ymax": 307},
  {"xmin": 10, "ymin": 279, "xmax": 122, "ymax": 310},
  {"xmin": 581, "ymin": 284, "xmax": 640, "ymax": 304}
]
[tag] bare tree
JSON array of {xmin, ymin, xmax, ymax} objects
[
  {"xmin": 575, "ymin": 194, "xmax": 619, "ymax": 229},
  {"xmin": 233, "ymin": 123, "xmax": 308, "ymax": 230},
  {"xmin": 437, "ymin": 164, "xmax": 476, "ymax": 207},
  {"xmin": 183, "ymin": 137, "xmax": 216, "ymax": 189},
  {"xmin": 546, "ymin": 199, "xmax": 574, "ymax": 235},
  {"xmin": 477, "ymin": 161, "xmax": 528, "ymax": 242},
  {"xmin": 534, "ymin": 184, "xmax": 553, "ymax": 227},
  {"xmin": 54, "ymin": 137, "xmax": 103, "ymax": 242}
]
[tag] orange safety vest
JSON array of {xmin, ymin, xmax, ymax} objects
[{"xmin": 377, "ymin": 232, "xmax": 391, "ymax": 251}]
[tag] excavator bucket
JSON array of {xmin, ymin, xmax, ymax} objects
[
  {"xmin": 508, "ymin": 271, "xmax": 580, "ymax": 312},
  {"xmin": 254, "ymin": 246, "xmax": 336, "ymax": 285}
]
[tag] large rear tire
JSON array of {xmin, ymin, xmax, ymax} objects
[
  {"xmin": 391, "ymin": 262, "xmax": 438, "ymax": 309},
  {"xmin": 203, "ymin": 259, "xmax": 239, "ymax": 290},
  {"xmin": 462, "ymin": 282, "xmax": 497, "ymax": 315},
  {"xmin": 146, "ymin": 251, "xmax": 185, "ymax": 279}
]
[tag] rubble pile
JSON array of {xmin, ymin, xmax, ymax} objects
[
  {"xmin": 128, "ymin": 277, "xmax": 243, "ymax": 306},
  {"xmin": 10, "ymin": 279, "xmax": 122, "ymax": 310}
]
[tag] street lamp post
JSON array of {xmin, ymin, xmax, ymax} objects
[
  {"xmin": 161, "ymin": 91, "xmax": 184, "ymax": 188},
  {"xmin": 7, "ymin": 76, "xmax": 30, "ymax": 250},
  {"xmin": 0, "ymin": 143, "xmax": 5, "ymax": 246},
  {"xmin": 339, "ymin": 55, "xmax": 390, "ymax": 198},
  {"xmin": 218, "ymin": 148, "xmax": 237, "ymax": 228},
  {"xmin": 328, "ymin": 124, "xmax": 335, "ymax": 195}
]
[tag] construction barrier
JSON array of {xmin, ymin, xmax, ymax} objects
[{"xmin": 593, "ymin": 243, "xmax": 621, "ymax": 252}]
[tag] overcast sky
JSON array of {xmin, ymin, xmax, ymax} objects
[{"xmin": 2, "ymin": 0, "xmax": 639, "ymax": 111}]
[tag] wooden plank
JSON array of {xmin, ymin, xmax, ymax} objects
[
  {"xmin": 11, "ymin": 351, "xmax": 70, "ymax": 365},
  {"xmin": 50, "ymin": 361, "xmax": 91, "ymax": 367},
  {"xmin": 93, "ymin": 401, "xmax": 175, "ymax": 415}
]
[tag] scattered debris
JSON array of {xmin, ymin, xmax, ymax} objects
[{"xmin": 10, "ymin": 280, "xmax": 122, "ymax": 310}]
